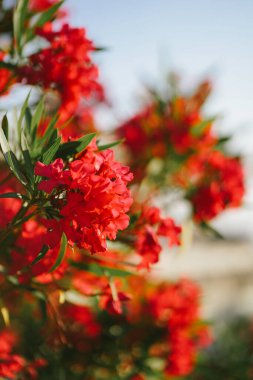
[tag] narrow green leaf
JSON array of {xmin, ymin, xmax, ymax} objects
[
  {"xmin": 0, "ymin": 192, "xmax": 26, "ymax": 199},
  {"xmin": 31, "ymin": 245, "xmax": 49, "ymax": 265},
  {"xmin": 31, "ymin": 97, "xmax": 44, "ymax": 136},
  {"xmin": 21, "ymin": 132, "xmax": 34, "ymax": 183},
  {"xmin": 0, "ymin": 125, "xmax": 28, "ymax": 186},
  {"xmin": 0, "ymin": 62, "xmax": 16, "ymax": 70},
  {"xmin": 34, "ymin": 1, "xmax": 64, "ymax": 28},
  {"xmin": 70, "ymin": 261, "xmax": 133, "ymax": 278},
  {"xmin": 42, "ymin": 137, "xmax": 61, "ymax": 164},
  {"xmin": 5, "ymin": 151, "xmax": 28, "ymax": 185},
  {"xmin": 24, "ymin": 107, "xmax": 32, "ymax": 134},
  {"xmin": 17, "ymin": 91, "xmax": 31, "ymax": 133},
  {"xmin": 50, "ymin": 233, "xmax": 67, "ymax": 272},
  {"xmin": 40, "ymin": 114, "xmax": 59, "ymax": 145},
  {"xmin": 56, "ymin": 132, "xmax": 96, "ymax": 158},
  {"xmin": 13, "ymin": 0, "xmax": 29, "ymax": 54},
  {"xmin": 98, "ymin": 139, "xmax": 123, "ymax": 151},
  {"xmin": 2, "ymin": 115, "xmax": 8, "ymax": 140},
  {"xmin": 0, "ymin": 123, "xmax": 10, "ymax": 154}
]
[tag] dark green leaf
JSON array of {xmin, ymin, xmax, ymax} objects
[
  {"xmin": 24, "ymin": 107, "xmax": 32, "ymax": 134},
  {"xmin": 31, "ymin": 97, "xmax": 44, "ymax": 136},
  {"xmin": 40, "ymin": 114, "xmax": 59, "ymax": 145},
  {"xmin": 56, "ymin": 132, "xmax": 96, "ymax": 158},
  {"xmin": 34, "ymin": 1, "xmax": 64, "ymax": 28},
  {"xmin": 50, "ymin": 233, "xmax": 67, "ymax": 272},
  {"xmin": 2, "ymin": 115, "xmax": 8, "ymax": 140},
  {"xmin": 4, "ymin": 151, "xmax": 28, "ymax": 186},
  {"xmin": 98, "ymin": 139, "xmax": 123, "ymax": 151},
  {"xmin": 70, "ymin": 261, "xmax": 133, "ymax": 278},
  {"xmin": 0, "ymin": 61, "xmax": 16, "ymax": 70},
  {"xmin": 0, "ymin": 192, "xmax": 25, "ymax": 199},
  {"xmin": 31, "ymin": 245, "xmax": 49, "ymax": 265},
  {"xmin": 13, "ymin": 0, "xmax": 29, "ymax": 54},
  {"xmin": 20, "ymin": 131, "xmax": 34, "ymax": 183},
  {"xmin": 17, "ymin": 91, "xmax": 31, "ymax": 133},
  {"xmin": 42, "ymin": 137, "xmax": 61, "ymax": 164}
]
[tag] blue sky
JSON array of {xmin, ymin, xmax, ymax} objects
[{"xmin": 67, "ymin": 0, "xmax": 253, "ymax": 151}]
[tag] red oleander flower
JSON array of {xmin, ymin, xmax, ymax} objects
[
  {"xmin": 35, "ymin": 141, "xmax": 133, "ymax": 253},
  {"xmin": 0, "ymin": 52, "xmax": 15, "ymax": 95},
  {"xmin": 148, "ymin": 279, "xmax": 209, "ymax": 377},
  {"xmin": 133, "ymin": 206, "xmax": 181, "ymax": 269},
  {"xmin": 188, "ymin": 151, "xmax": 245, "ymax": 222},
  {"xmin": 18, "ymin": 24, "xmax": 103, "ymax": 124},
  {"xmin": 136, "ymin": 225, "xmax": 162, "ymax": 270},
  {"xmin": 99, "ymin": 284, "xmax": 131, "ymax": 315}
]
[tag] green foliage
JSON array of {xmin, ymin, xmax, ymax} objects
[{"xmin": 183, "ymin": 318, "xmax": 253, "ymax": 380}]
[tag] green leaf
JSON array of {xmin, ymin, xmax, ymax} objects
[
  {"xmin": 56, "ymin": 132, "xmax": 96, "ymax": 158},
  {"xmin": 0, "ymin": 192, "xmax": 26, "ymax": 199},
  {"xmin": 0, "ymin": 126, "xmax": 28, "ymax": 186},
  {"xmin": 31, "ymin": 245, "xmax": 49, "ymax": 265},
  {"xmin": 17, "ymin": 91, "xmax": 31, "ymax": 133},
  {"xmin": 200, "ymin": 221, "xmax": 224, "ymax": 239},
  {"xmin": 98, "ymin": 139, "xmax": 123, "ymax": 151},
  {"xmin": 42, "ymin": 137, "xmax": 61, "ymax": 164},
  {"xmin": 4, "ymin": 151, "xmax": 28, "ymax": 185},
  {"xmin": 24, "ymin": 107, "xmax": 32, "ymax": 134},
  {"xmin": 0, "ymin": 62, "xmax": 16, "ymax": 70},
  {"xmin": 191, "ymin": 118, "xmax": 215, "ymax": 137},
  {"xmin": 50, "ymin": 233, "xmax": 67, "ymax": 272},
  {"xmin": 31, "ymin": 97, "xmax": 44, "ymax": 136},
  {"xmin": 2, "ymin": 115, "xmax": 8, "ymax": 140},
  {"xmin": 70, "ymin": 261, "xmax": 133, "ymax": 278},
  {"xmin": 39, "ymin": 114, "xmax": 59, "ymax": 145},
  {"xmin": 13, "ymin": 0, "xmax": 29, "ymax": 54},
  {"xmin": 34, "ymin": 1, "xmax": 64, "ymax": 28},
  {"xmin": 20, "ymin": 131, "xmax": 33, "ymax": 180}
]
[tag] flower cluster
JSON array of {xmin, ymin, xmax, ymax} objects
[
  {"xmin": 35, "ymin": 140, "xmax": 133, "ymax": 253},
  {"xmin": 117, "ymin": 79, "xmax": 245, "ymax": 223},
  {"xmin": 18, "ymin": 24, "xmax": 103, "ymax": 124},
  {"xmin": 0, "ymin": 329, "xmax": 46, "ymax": 379},
  {"xmin": 148, "ymin": 279, "xmax": 211, "ymax": 376},
  {"xmin": 130, "ymin": 205, "xmax": 181, "ymax": 269},
  {"xmin": 185, "ymin": 151, "xmax": 245, "ymax": 222}
]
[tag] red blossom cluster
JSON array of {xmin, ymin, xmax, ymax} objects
[
  {"xmin": 131, "ymin": 206, "xmax": 181, "ymax": 269},
  {"xmin": 117, "ymin": 80, "xmax": 245, "ymax": 222},
  {"xmin": 148, "ymin": 279, "xmax": 211, "ymax": 376},
  {"xmin": 118, "ymin": 81, "xmax": 215, "ymax": 168},
  {"xmin": 18, "ymin": 23, "xmax": 103, "ymax": 124},
  {"xmin": 0, "ymin": 52, "xmax": 15, "ymax": 95},
  {"xmin": 35, "ymin": 140, "xmax": 133, "ymax": 253},
  {"xmin": 0, "ymin": 329, "xmax": 46, "ymax": 379},
  {"xmin": 185, "ymin": 151, "xmax": 245, "ymax": 222}
]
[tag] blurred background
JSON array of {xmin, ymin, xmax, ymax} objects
[{"xmin": 67, "ymin": 0, "xmax": 253, "ymax": 322}]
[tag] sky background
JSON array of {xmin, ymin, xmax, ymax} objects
[{"xmin": 67, "ymin": 0, "xmax": 253, "ymax": 152}]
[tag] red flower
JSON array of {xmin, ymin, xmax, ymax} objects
[
  {"xmin": 18, "ymin": 24, "xmax": 103, "ymax": 124},
  {"xmin": 133, "ymin": 205, "xmax": 181, "ymax": 269},
  {"xmin": 188, "ymin": 151, "xmax": 245, "ymax": 222},
  {"xmin": 35, "ymin": 141, "xmax": 133, "ymax": 253},
  {"xmin": 136, "ymin": 226, "xmax": 162, "ymax": 270},
  {"xmin": 0, "ymin": 52, "xmax": 15, "ymax": 95},
  {"xmin": 157, "ymin": 217, "xmax": 181, "ymax": 246}
]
